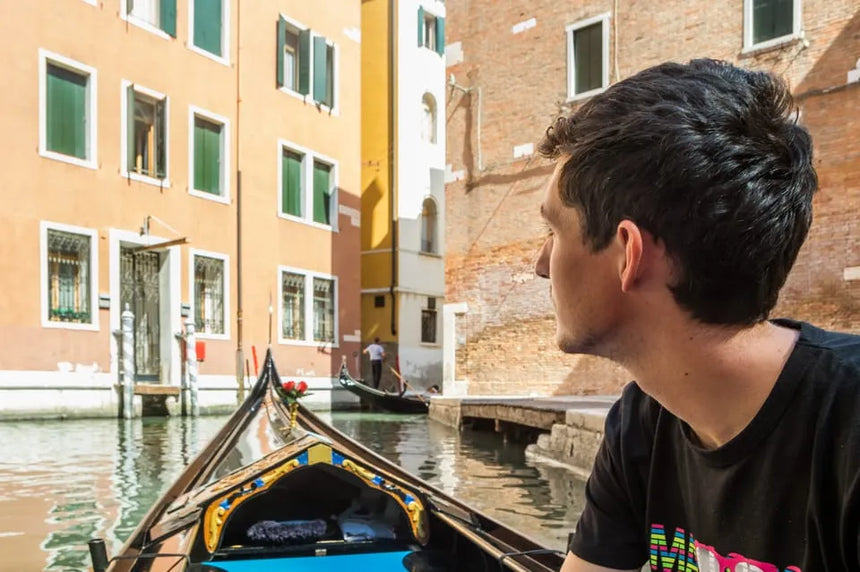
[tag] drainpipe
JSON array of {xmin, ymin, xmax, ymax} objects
[
  {"xmin": 235, "ymin": 0, "xmax": 245, "ymax": 402},
  {"xmin": 388, "ymin": 0, "xmax": 398, "ymax": 336}
]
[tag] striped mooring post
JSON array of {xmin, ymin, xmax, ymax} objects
[
  {"xmin": 120, "ymin": 304, "xmax": 135, "ymax": 419},
  {"xmin": 185, "ymin": 319, "xmax": 199, "ymax": 417}
]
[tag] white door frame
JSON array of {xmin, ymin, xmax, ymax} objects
[{"xmin": 109, "ymin": 229, "xmax": 182, "ymax": 386}]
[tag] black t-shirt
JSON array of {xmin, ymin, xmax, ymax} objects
[{"xmin": 569, "ymin": 320, "xmax": 860, "ymax": 571}]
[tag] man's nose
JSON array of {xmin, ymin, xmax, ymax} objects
[{"xmin": 534, "ymin": 239, "xmax": 550, "ymax": 279}]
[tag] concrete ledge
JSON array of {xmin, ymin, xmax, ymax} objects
[
  {"xmin": 565, "ymin": 408, "xmax": 610, "ymax": 432},
  {"xmin": 526, "ymin": 408, "xmax": 608, "ymax": 475},
  {"xmin": 429, "ymin": 397, "xmax": 462, "ymax": 428}
]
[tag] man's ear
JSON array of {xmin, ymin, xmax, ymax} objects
[{"xmin": 616, "ymin": 220, "xmax": 643, "ymax": 293}]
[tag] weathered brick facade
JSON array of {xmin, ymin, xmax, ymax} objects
[{"xmin": 445, "ymin": 0, "xmax": 860, "ymax": 396}]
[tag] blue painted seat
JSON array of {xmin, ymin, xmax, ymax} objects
[{"xmin": 205, "ymin": 550, "xmax": 414, "ymax": 571}]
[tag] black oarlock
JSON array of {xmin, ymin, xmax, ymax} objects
[{"xmin": 88, "ymin": 538, "xmax": 110, "ymax": 572}]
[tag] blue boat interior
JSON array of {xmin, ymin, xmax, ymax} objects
[{"xmin": 201, "ymin": 550, "xmax": 415, "ymax": 571}]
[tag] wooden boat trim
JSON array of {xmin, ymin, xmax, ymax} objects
[{"xmin": 434, "ymin": 511, "xmax": 536, "ymax": 572}]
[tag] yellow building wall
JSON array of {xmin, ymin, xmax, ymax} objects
[
  {"xmin": 361, "ymin": 294, "xmax": 397, "ymax": 342},
  {"xmin": 361, "ymin": 0, "xmax": 397, "ymax": 344}
]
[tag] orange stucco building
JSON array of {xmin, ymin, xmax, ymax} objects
[{"xmin": 0, "ymin": 0, "xmax": 361, "ymax": 418}]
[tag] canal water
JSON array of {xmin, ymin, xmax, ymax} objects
[{"xmin": 0, "ymin": 412, "xmax": 585, "ymax": 571}]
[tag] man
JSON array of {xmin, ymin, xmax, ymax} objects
[
  {"xmin": 363, "ymin": 337, "xmax": 385, "ymax": 389},
  {"xmin": 534, "ymin": 59, "xmax": 860, "ymax": 571}
]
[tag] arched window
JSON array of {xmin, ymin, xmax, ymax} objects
[
  {"xmin": 421, "ymin": 93, "xmax": 436, "ymax": 144},
  {"xmin": 420, "ymin": 197, "xmax": 437, "ymax": 253}
]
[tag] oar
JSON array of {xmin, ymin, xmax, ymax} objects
[{"xmin": 388, "ymin": 366, "xmax": 427, "ymax": 404}]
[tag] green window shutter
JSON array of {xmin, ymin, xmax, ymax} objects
[
  {"xmin": 324, "ymin": 44, "xmax": 334, "ymax": 108},
  {"xmin": 194, "ymin": 118, "xmax": 221, "ymax": 194},
  {"xmin": 298, "ymin": 30, "xmax": 311, "ymax": 95},
  {"xmin": 126, "ymin": 85, "xmax": 136, "ymax": 172},
  {"xmin": 282, "ymin": 150, "xmax": 302, "ymax": 216},
  {"xmin": 276, "ymin": 16, "xmax": 286, "ymax": 88},
  {"xmin": 417, "ymin": 6, "xmax": 424, "ymax": 47},
  {"xmin": 193, "ymin": 120, "xmax": 204, "ymax": 190},
  {"xmin": 313, "ymin": 36, "xmax": 328, "ymax": 104},
  {"xmin": 436, "ymin": 16, "xmax": 445, "ymax": 56},
  {"xmin": 155, "ymin": 98, "xmax": 166, "ymax": 178},
  {"xmin": 194, "ymin": 0, "xmax": 222, "ymax": 56},
  {"xmin": 313, "ymin": 161, "xmax": 331, "ymax": 225},
  {"xmin": 127, "ymin": 0, "xmax": 134, "ymax": 15},
  {"xmin": 46, "ymin": 64, "xmax": 87, "ymax": 159},
  {"xmin": 160, "ymin": 0, "xmax": 176, "ymax": 37}
]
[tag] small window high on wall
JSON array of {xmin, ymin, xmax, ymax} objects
[
  {"xmin": 420, "ymin": 197, "xmax": 437, "ymax": 254},
  {"xmin": 421, "ymin": 93, "xmax": 436, "ymax": 144},
  {"xmin": 277, "ymin": 15, "xmax": 336, "ymax": 109},
  {"xmin": 418, "ymin": 6, "xmax": 445, "ymax": 56},
  {"xmin": 744, "ymin": 0, "xmax": 800, "ymax": 50},
  {"xmin": 421, "ymin": 297, "xmax": 437, "ymax": 344},
  {"xmin": 125, "ymin": 0, "xmax": 177, "ymax": 37},
  {"xmin": 566, "ymin": 14, "xmax": 609, "ymax": 100}
]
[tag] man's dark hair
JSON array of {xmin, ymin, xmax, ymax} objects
[
  {"xmin": 374, "ymin": 337, "xmax": 380, "ymax": 343},
  {"xmin": 539, "ymin": 58, "xmax": 818, "ymax": 325}
]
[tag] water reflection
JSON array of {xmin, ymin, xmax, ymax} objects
[{"xmin": 0, "ymin": 412, "xmax": 583, "ymax": 571}]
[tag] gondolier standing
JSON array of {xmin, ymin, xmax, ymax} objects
[{"xmin": 363, "ymin": 337, "xmax": 385, "ymax": 389}]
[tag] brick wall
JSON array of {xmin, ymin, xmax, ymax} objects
[{"xmin": 445, "ymin": 0, "xmax": 860, "ymax": 396}]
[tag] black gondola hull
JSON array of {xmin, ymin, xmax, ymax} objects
[{"xmin": 337, "ymin": 364, "xmax": 430, "ymax": 414}]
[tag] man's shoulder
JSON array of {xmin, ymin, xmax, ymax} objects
[
  {"xmin": 603, "ymin": 382, "xmax": 663, "ymax": 453},
  {"xmin": 775, "ymin": 318, "xmax": 860, "ymax": 369}
]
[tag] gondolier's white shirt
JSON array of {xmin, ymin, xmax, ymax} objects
[{"xmin": 365, "ymin": 343, "xmax": 385, "ymax": 361}]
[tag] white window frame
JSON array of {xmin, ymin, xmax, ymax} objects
[
  {"xmin": 743, "ymin": 0, "xmax": 802, "ymax": 52},
  {"xmin": 421, "ymin": 11, "xmax": 438, "ymax": 51},
  {"xmin": 278, "ymin": 13, "xmax": 308, "ymax": 102},
  {"xmin": 188, "ymin": 0, "xmax": 230, "ymax": 66},
  {"xmin": 188, "ymin": 105, "xmax": 231, "ymax": 204},
  {"xmin": 120, "ymin": 0, "xmax": 172, "ymax": 40},
  {"xmin": 565, "ymin": 13, "xmax": 610, "ymax": 102},
  {"xmin": 276, "ymin": 14, "xmax": 339, "ymax": 115},
  {"xmin": 277, "ymin": 138, "xmax": 339, "ymax": 232},
  {"xmin": 277, "ymin": 266, "xmax": 339, "ymax": 347},
  {"xmin": 38, "ymin": 49, "xmax": 98, "ymax": 170},
  {"xmin": 40, "ymin": 221, "xmax": 100, "ymax": 331},
  {"xmin": 121, "ymin": 80, "xmax": 170, "ymax": 188},
  {"xmin": 188, "ymin": 248, "xmax": 230, "ymax": 340}
]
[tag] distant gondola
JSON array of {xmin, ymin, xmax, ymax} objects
[
  {"xmin": 337, "ymin": 359, "xmax": 431, "ymax": 414},
  {"xmin": 91, "ymin": 350, "xmax": 564, "ymax": 572}
]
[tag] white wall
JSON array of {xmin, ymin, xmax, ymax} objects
[{"xmin": 394, "ymin": 0, "xmax": 447, "ymax": 389}]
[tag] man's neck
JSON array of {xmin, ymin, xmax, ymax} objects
[{"xmin": 625, "ymin": 320, "xmax": 800, "ymax": 449}]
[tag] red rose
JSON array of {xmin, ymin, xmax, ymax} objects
[
  {"xmin": 297, "ymin": 381, "xmax": 308, "ymax": 394},
  {"xmin": 284, "ymin": 381, "xmax": 296, "ymax": 392}
]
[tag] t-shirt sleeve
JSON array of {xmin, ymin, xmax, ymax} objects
[{"xmin": 568, "ymin": 384, "xmax": 651, "ymax": 569}]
